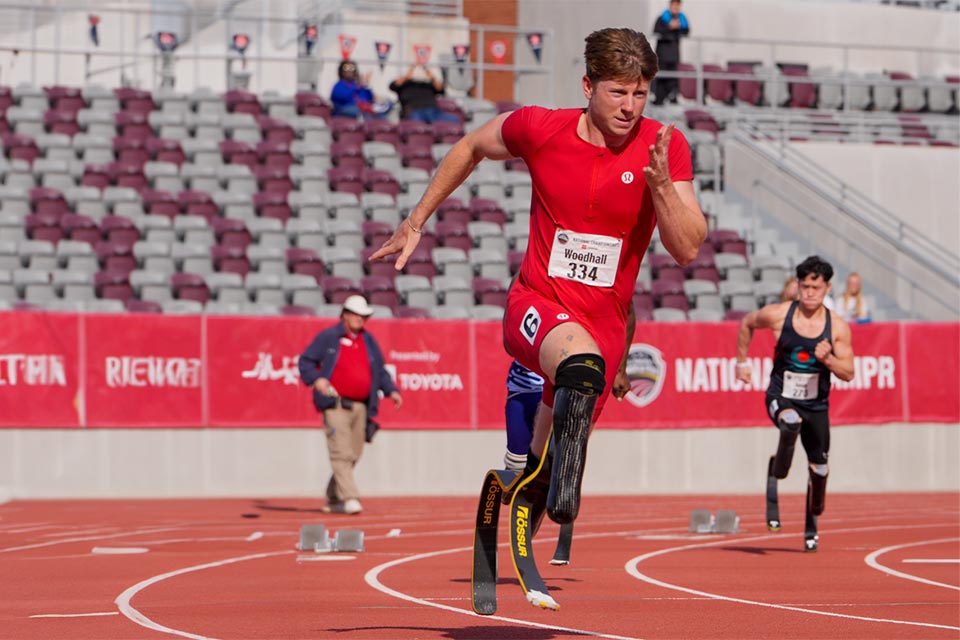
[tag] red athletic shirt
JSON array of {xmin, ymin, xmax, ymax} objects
[
  {"xmin": 501, "ymin": 107, "xmax": 693, "ymax": 321},
  {"xmin": 328, "ymin": 332, "xmax": 372, "ymax": 402}
]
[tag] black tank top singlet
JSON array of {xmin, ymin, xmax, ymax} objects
[{"xmin": 767, "ymin": 301, "xmax": 833, "ymax": 411}]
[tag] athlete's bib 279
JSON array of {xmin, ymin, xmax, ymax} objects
[
  {"xmin": 547, "ymin": 229, "xmax": 622, "ymax": 288},
  {"xmin": 782, "ymin": 370, "xmax": 819, "ymax": 400}
]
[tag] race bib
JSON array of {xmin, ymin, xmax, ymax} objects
[
  {"xmin": 547, "ymin": 229, "xmax": 622, "ymax": 287},
  {"xmin": 782, "ymin": 371, "xmax": 819, "ymax": 400}
]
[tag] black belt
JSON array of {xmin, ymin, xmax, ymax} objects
[{"xmin": 338, "ymin": 397, "xmax": 367, "ymax": 409}]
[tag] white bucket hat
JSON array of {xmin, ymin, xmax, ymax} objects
[{"xmin": 342, "ymin": 295, "xmax": 374, "ymax": 317}]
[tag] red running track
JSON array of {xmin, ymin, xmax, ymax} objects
[{"xmin": 0, "ymin": 493, "xmax": 957, "ymax": 639}]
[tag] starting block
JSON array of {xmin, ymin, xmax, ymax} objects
[
  {"xmin": 714, "ymin": 510, "xmax": 740, "ymax": 534},
  {"xmin": 298, "ymin": 524, "xmax": 365, "ymax": 552},
  {"xmin": 299, "ymin": 524, "xmax": 333, "ymax": 552},
  {"xmin": 333, "ymin": 529, "xmax": 365, "ymax": 552},
  {"xmin": 689, "ymin": 509, "xmax": 740, "ymax": 534}
]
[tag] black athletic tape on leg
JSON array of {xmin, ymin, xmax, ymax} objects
[
  {"xmin": 554, "ymin": 353, "xmax": 606, "ymax": 396},
  {"xmin": 547, "ymin": 386, "xmax": 597, "ymax": 524},
  {"xmin": 808, "ymin": 466, "xmax": 828, "ymax": 516},
  {"xmin": 771, "ymin": 411, "xmax": 802, "ymax": 479}
]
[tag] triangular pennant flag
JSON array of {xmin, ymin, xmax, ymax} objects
[
  {"xmin": 413, "ymin": 44, "xmax": 432, "ymax": 65},
  {"xmin": 338, "ymin": 34, "xmax": 356, "ymax": 60},
  {"xmin": 526, "ymin": 32, "xmax": 543, "ymax": 63},
  {"xmin": 452, "ymin": 44, "xmax": 469, "ymax": 64},
  {"xmin": 489, "ymin": 40, "xmax": 507, "ymax": 64},
  {"xmin": 375, "ymin": 41, "xmax": 392, "ymax": 71}
]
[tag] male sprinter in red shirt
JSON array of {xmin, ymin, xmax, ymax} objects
[{"xmin": 371, "ymin": 27, "xmax": 705, "ymax": 609}]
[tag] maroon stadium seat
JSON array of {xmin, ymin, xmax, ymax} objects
[
  {"xmin": 295, "ymin": 91, "xmax": 332, "ymax": 122},
  {"xmin": 319, "ymin": 275, "xmax": 361, "ymax": 304},
  {"xmin": 363, "ymin": 168, "xmax": 400, "ymax": 198},
  {"xmin": 115, "ymin": 110, "xmax": 152, "ymax": 140},
  {"xmin": 225, "ymin": 90, "xmax": 262, "ymax": 116},
  {"xmin": 253, "ymin": 191, "xmax": 292, "ymax": 222},
  {"xmin": 94, "ymin": 269, "xmax": 134, "ymax": 301},
  {"xmin": 60, "ymin": 213, "xmax": 102, "ymax": 245},
  {"xmin": 43, "ymin": 110, "xmax": 80, "ymax": 137},
  {"xmin": 398, "ymin": 120, "xmax": 434, "ymax": 147},
  {"xmin": 142, "ymin": 189, "xmax": 180, "ymax": 219},
  {"xmin": 171, "ymin": 272, "xmax": 210, "ymax": 304},
  {"xmin": 178, "ymin": 190, "xmax": 218, "ymax": 221},
  {"xmin": 212, "ymin": 218, "xmax": 252, "ymax": 248},
  {"xmin": 147, "ymin": 138, "xmax": 185, "ymax": 165},
  {"xmin": 29, "ymin": 187, "xmax": 68, "ymax": 217},
  {"xmin": 220, "ymin": 139, "xmax": 257, "ymax": 167},
  {"xmin": 25, "ymin": 213, "xmax": 63, "ymax": 244},
  {"xmin": 115, "ymin": 87, "xmax": 154, "ymax": 113},
  {"xmin": 100, "ymin": 215, "xmax": 140, "ymax": 246},
  {"xmin": 211, "ymin": 244, "xmax": 251, "ymax": 277},
  {"xmin": 254, "ymin": 165, "xmax": 294, "ymax": 194},
  {"xmin": 256, "ymin": 140, "xmax": 294, "ymax": 168},
  {"xmin": 259, "ymin": 116, "xmax": 296, "ymax": 144},
  {"xmin": 45, "ymin": 86, "xmax": 85, "ymax": 114}
]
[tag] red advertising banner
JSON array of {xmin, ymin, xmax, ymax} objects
[
  {"xmin": 0, "ymin": 312, "xmax": 80, "ymax": 427},
  {"xmin": 83, "ymin": 314, "xmax": 204, "ymax": 427},
  {"xmin": 902, "ymin": 323, "xmax": 960, "ymax": 423},
  {"xmin": 0, "ymin": 312, "xmax": 956, "ymax": 429},
  {"xmin": 595, "ymin": 322, "xmax": 906, "ymax": 429},
  {"xmin": 206, "ymin": 315, "xmax": 326, "ymax": 427},
  {"xmin": 373, "ymin": 319, "xmax": 477, "ymax": 430}
]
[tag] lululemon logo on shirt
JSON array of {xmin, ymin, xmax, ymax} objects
[
  {"xmin": 521, "ymin": 306, "xmax": 541, "ymax": 346},
  {"xmin": 621, "ymin": 171, "xmax": 634, "ymax": 184},
  {"xmin": 557, "ymin": 313, "xmax": 569, "ymax": 320}
]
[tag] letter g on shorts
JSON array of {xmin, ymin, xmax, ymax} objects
[{"xmin": 520, "ymin": 305, "xmax": 541, "ymax": 345}]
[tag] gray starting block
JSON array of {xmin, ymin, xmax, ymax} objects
[
  {"xmin": 333, "ymin": 529, "xmax": 365, "ymax": 552},
  {"xmin": 689, "ymin": 509, "xmax": 740, "ymax": 534},
  {"xmin": 714, "ymin": 510, "xmax": 740, "ymax": 534},
  {"xmin": 299, "ymin": 524, "xmax": 333, "ymax": 552},
  {"xmin": 689, "ymin": 509, "xmax": 714, "ymax": 533}
]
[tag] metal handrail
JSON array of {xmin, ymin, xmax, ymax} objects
[{"xmin": 732, "ymin": 123, "xmax": 960, "ymax": 287}]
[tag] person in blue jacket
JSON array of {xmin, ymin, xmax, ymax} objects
[
  {"xmin": 330, "ymin": 59, "xmax": 392, "ymax": 118},
  {"xmin": 652, "ymin": 0, "xmax": 690, "ymax": 105},
  {"xmin": 298, "ymin": 295, "xmax": 402, "ymax": 514}
]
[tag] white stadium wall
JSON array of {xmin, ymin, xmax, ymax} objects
[
  {"xmin": 0, "ymin": 423, "xmax": 958, "ymax": 499},
  {"xmin": 518, "ymin": 0, "xmax": 959, "ymax": 109}
]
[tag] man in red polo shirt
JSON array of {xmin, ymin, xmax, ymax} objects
[
  {"xmin": 298, "ymin": 295, "xmax": 402, "ymax": 515},
  {"xmin": 371, "ymin": 27, "xmax": 705, "ymax": 607}
]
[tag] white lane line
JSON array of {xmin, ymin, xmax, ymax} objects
[
  {"xmin": 903, "ymin": 559, "xmax": 960, "ymax": 564},
  {"xmin": 115, "ymin": 550, "xmax": 292, "ymax": 640},
  {"xmin": 0, "ymin": 527, "xmax": 185, "ymax": 554},
  {"xmin": 624, "ymin": 524, "xmax": 960, "ymax": 633},
  {"xmin": 92, "ymin": 547, "xmax": 150, "ymax": 555},
  {"xmin": 30, "ymin": 612, "xmax": 120, "ymax": 618},
  {"xmin": 364, "ymin": 544, "xmax": 643, "ymax": 640},
  {"xmin": 865, "ymin": 538, "xmax": 960, "ymax": 591}
]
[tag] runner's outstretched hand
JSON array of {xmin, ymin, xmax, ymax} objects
[
  {"xmin": 642, "ymin": 123, "xmax": 674, "ymax": 188},
  {"xmin": 368, "ymin": 219, "xmax": 423, "ymax": 270}
]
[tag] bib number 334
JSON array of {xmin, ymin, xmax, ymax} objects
[{"xmin": 547, "ymin": 229, "xmax": 622, "ymax": 288}]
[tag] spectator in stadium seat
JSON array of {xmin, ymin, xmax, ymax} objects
[
  {"xmin": 297, "ymin": 295, "xmax": 402, "ymax": 515},
  {"xmin": 389, "ymin": 63, "xmax": 461, "ymax": 124},
  {"xmin": 652, "ymin": 0, "xmax": 690, "ymax": 105},
  {"xmin": 371, "ymin": 27, "xmax": 705, "ymax": 609},
  {"xmin": 330, "ymin": 60, "xmax": 393, "ymax": 119},
  {"xmin": 838, "ymin": 272, "xmax": 871, "ymax": 323},
  {"xmin": 779, "ymin": 277, "xmax": 799, "ymax": 302},
  {"xmin": 735, "ymin": 255, "xmax": 855, "ymax": 553}
]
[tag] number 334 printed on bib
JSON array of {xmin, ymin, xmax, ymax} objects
[{"xmin": 547, "ymin": 229, "xmax": 622, "ymax": 287}]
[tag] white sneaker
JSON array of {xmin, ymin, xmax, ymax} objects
[{"xmin": 343, "ymin": 499, "xmax": 363, "ymax": 515}]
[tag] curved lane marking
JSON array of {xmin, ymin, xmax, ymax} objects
[
  {"xmin": 364, "ymin": 544, "xmax": 642, "ymax": 640},
  {"xmin": 864, "ymin": 537, "xmax": 960, "ymax": 591},
  {"xmin": 115, "ymin": 550, "xmax": 292, "ymax": 640},
  {"xmin": 624, "ymin": 523, "xmax": 960, "ymax": 632}
]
